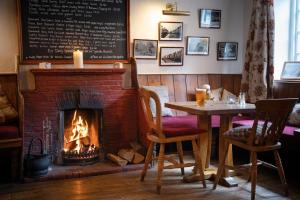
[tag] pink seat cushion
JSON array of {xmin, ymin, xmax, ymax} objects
[
  {"xmin": 211, "ymin": 115, "xmax": 252, "ymax": 128},
  {"xmin": 162, "ymin": 115, "xmax": 205, "ymax": 137},
  {"xmin": 0, "ymin": 126, "xmax": 19, "ymax": 139},
  {"xmin": 233, "ymin": 120, "xmax": 297, "ymax": 136}
]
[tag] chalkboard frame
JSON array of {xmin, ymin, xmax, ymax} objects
[{"xmin": 17, "ymin": 0, "xmax": 130, "ymax": 65}]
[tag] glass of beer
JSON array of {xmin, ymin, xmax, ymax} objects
[{"xmin": 195, "ymin": 88, "xmax": 206, "ymax": 106}]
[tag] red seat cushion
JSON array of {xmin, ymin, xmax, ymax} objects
[
  {"xmin": 0, "ymin": 126, "xmax": 19, "ymax": 140},
  {"xmin": 162, "ymin": 115, "xmax": 253, "ymax": 137},
  {"xmin": 162, "ymin": 115, "xmax": 205, "ymax": 137}
]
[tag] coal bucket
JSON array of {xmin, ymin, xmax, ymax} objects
[{"xmin": 24, "ymin": 137, "xmax": 50, "ymax": 177}]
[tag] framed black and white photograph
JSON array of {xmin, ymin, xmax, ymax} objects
[
  {"xmin": 186, "ymin": 36, "xmax": 209, "ymax": 55},
  {"xmin": 159, "ymin": 47, "xmax": 184, "ymax": 66},
  {"xmin": 133, "ymin": 39, "xmax": 158, "ymax": 59},
  {"xmin": 280, "ymin": 62, "xmax": 300, "ymax": 80},
  {"xmin": 199, "ymin": 9, "xmax": 221, "ymax": 29},
  {"xmin": 159, "ymin": 22, "xmax": 183, "ymax": 41},
  {"xmin": 217, "ymin": 42, "xmax": 238, "ymax": 61}
]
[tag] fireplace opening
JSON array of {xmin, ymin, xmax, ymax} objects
[
  {"xmin": 62, "ymin": 109, "xmax": 101, "ymax": 165},
  {"xmin": 57, "ymin": 90, "xmax": 104, "ymax": 166}
]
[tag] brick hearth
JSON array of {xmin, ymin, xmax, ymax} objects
[{"xmin": 22, "ymin": 68, "xmax": 138, "ymax": 161}]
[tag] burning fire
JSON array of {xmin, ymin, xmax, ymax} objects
[{"xmin": 64, "ymin": 110, "xmax": 95, "ymax": 153}]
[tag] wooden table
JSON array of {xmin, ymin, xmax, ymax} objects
[{"xmin": 165, "ymin": 101, "xmax": 255, "ymax": 186}]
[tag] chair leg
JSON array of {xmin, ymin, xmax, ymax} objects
[
  {"xmin": 250, "ymin": 152, "xmax": 257, "ymax": 200},
  {"xmin": 192, "ymin": 139, "xmax": 206, "ymax": 188},
  {"xmin": 156, "ymin": 143, "xmax": 165, "ymax": 194},
  {"xmin": 274, "ymin": 150, "xmax": 288, "ymax": 196},
  {"xmin": 247, "ymin": 151, "xmax": 254, "ymax": 182},
  {"xmin": 213, "ymin": 141, "xmax": 230, "ymax": 190},
  {"xmin": 11, "ymin": 148, "xmax": 19, "ymax": 181},
  {"xmin": 140, "ymin": 142, "xmax": 154, "ymax": 182},
  {"xmin": 176, "ymin": 141, "xmax": 184, "ymax": 175}
]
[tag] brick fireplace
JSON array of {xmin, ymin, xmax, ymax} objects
[{"xmin": 22, "ymin": 68, "xmax": 138, "ymax": 166}]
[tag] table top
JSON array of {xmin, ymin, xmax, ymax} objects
[{"xmin": 165, "ymin": 101, "xmax": 256, "ymax": 115}]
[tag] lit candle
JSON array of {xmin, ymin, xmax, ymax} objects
[{"xmin": 73, "ymin": 50, "xmax": 84, "ymax": 68}]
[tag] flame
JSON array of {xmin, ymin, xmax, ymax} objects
[
  {"xmin": 67, "ymin": 110, "xmax": 89, "ymax": 153},
  {"xmin": 63, "ymin": 109, "xmax": 98, "ymax": 157}
]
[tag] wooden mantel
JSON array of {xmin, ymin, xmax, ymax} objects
[{"xmin": 30, "ymin": 68, "xmax": 126, "ymax": 76}]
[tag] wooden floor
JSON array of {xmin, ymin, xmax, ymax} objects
[{"xmin": 0, "ymin": 161, "xmax": 299, "ymax": 200}]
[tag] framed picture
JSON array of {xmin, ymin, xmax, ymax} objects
[
  {"xmin": 199, "ymin": 9, "xmax": 221, "ymax": 29},
  {"xmin": 186, "ymin": 36, "xmax": 209, "ymax": 55},
  {"xmin": 280, "ymin": 62, "xmax": 300, "ymax": 80},
  {"xmin": 133, "ymin": 39, "xmax": 158, "ymax": 59},
  {"xmin": 159, "ymin": 22, "xmax": 183, "ymax": 41},
  {"xmin": 159, "ymin": 47, "xmax": 184, "ymax": 66},
  {"xmin": 217, "ymin": 42, "xmax": 238, "ymax": 61}
]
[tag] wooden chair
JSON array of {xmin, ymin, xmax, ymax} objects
[
  {"xmin": 0, "ymin": 73, "xmax": 23, "ymax": 181},
  {"xmin": 139, "ymin": 88, "xmax": 206, "ymax": 194},
  {"xmin": 213, "ymin": 98, "xmax": 298, "ymax": 200}
]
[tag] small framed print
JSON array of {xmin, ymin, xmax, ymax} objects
[
  {"xmin": 199, "ymin": 9, "xmax": 221, "ymax": 29},
  {"xmin": 186, "ymin": 36, "xmax": 209, "ymax": 56},
  {"xmin": 280, "ymin": 62, "xmax": 300, "ymax": 80},
  {"xmin": 217, "ymin": 42, "xmax": 238, "ymax": 61},
  {"xmin": 159, "ymin": 47, "xmax": 184, "ymax": 66},
  {"xmin": 159, "ymin": 22, "xmax": 183, "ymax": 41},
  {"xmin": 133, "ymin": 39, "xmax": 158, "ymax": 59}
]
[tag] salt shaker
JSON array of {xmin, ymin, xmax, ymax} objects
[{"xmin": 238, "ymin": 92, "xmax": 246, "ymax": 106}]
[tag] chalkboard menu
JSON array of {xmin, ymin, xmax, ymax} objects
[{"xmin": 19, "ymin": 0, "xmax": 129, "ymax": 64}]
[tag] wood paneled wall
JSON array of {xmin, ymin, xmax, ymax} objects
[
  {"xmin": 273, "ymin": 80, "xmax": 300, "ymax": 100},
  {"xmin": 138, "ymin": 74, "xmax": 242, "ymax": 102}
]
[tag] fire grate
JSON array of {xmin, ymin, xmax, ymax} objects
[{"xmin": 62, "ymin": 147, "xmax": 100, "ymax": 165}]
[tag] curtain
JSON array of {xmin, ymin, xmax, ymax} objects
[{"xmin": 241, "ymin": 0, "xmax": 275, "ymax": 103}]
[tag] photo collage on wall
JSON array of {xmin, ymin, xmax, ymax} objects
[{"xmin": 133, "ymin": 8, "xmax": 238, "ymax": 66}]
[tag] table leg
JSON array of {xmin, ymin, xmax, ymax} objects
[
  {"xmin": 217, "ymin": 115, "xmax": 237, "ymax": 187},
  {"xmin": 183, "ymin": 115, "xmax": 214, "ymax": 182},
  {"xmin": 198, "ymin": 115, "xmax": 211, "ymax": 169}
]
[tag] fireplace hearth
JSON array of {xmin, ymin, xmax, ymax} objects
[{"xmin": 22, "ymin": 68, "xmax": 139, "ymax": 176}]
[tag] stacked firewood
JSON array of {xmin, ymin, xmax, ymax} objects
[{"xmin": 107, "ymin": 142, "xmax": 145, "ymax": 167}]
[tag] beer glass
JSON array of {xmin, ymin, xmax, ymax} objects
[{"xmin": 195, "ymin": 88, "xmax": 206, "ymax": 106}]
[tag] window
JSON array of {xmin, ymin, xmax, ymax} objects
[
  {"xmin": 274, "ymin": 0, "xmax": 300, "ymax": 79},
  {"xmin": 289, "ymin": 0, "xmax": 300, "ymax": 61}
]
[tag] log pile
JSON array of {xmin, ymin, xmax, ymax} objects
[{"xmin": 106, "ymin": 142, "xmax": 145, "ymax": 166}]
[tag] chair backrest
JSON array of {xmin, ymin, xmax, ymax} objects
[
  {"xmin": 248, "ymin": 98, "xmax": 298, "ymax": 146},
  {"xmin": 139, "ymin": 88, "xmax": 165, "ymax": 138}
]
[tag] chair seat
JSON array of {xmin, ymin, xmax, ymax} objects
[
  {"xmin": 162, "ymin": 115, "xmax": 205, "ymax": 137},
  {"xmin": 0, "ymin": 126, "xmax": 19, "ymax": 140},
  {"xmin": 224, "ymin": 125, "xmax": 271, "ymax": 145}
]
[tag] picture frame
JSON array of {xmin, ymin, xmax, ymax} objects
[
  {"xmin": 199, "ymin": 9, "xmax": 221, "ymax": 29},
  {"xmin": 217, "ymin": 42, "xmax": 238, "ymax": 61},
  {"xmin": 159, "ymin": 47, "xmax": 184, "ymax": 66},
  {"xmin": 280, "ymin": 61, "xmax": 300, "ymax": 80},
  {"xmin": 159, "ymin": 22, "xmax": 183, "ymax": 41},
  {"xmin": 186, "ymin": 36, "xmax": 209, "ymax": 55},
  {"xmin": 133, "ymin": 39, "xmax": 158, "ymax": 59}
]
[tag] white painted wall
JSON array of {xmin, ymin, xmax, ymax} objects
[
  {"xmin": 0, "ymin": 0, "xmax": 249, "ymax": 76},
  {"xmin": 0, "ymin": 0, "xmax": 18, "ymax": 72},
  {"xmin": 130, "ymin": 0, "xmax": 247, "ymax": 74}
]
